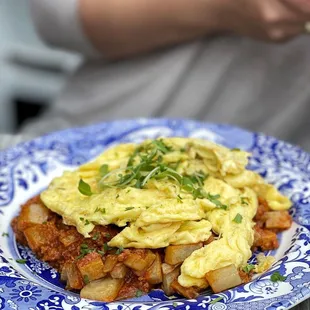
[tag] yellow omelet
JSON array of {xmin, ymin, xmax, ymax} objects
[{"xmin": 40, "ymin": 137, "xmax": 292, "ymax": 287}]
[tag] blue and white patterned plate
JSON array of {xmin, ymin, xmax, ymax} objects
[{"xmin": 0, "ymin": 119, "xmax": 309, "ymax": 310}]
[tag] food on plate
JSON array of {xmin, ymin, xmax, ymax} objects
[{"xmin": 11, "ymin": 138, "xmax": 292, "ymax": 301}]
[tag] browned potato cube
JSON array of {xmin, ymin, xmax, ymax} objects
[
  {"xmin": 80, "ymin": 277, "xmax": 124, "ymax": 302},
  {"xmin": 23, "ymin": 225, "xmax": 54, "ymax": 251},
  {"xmin": 171, "ymin": 280, "xmax": 199, "ymax": 299},
  {"xmin": 124, "ymin": 250, "xmax": 156, "ymax": 271},
  {"xmin": 145, "ymin": 253, "xmax": 163, "ymax": 284},
  {"xmin": 164, "ymin": 243, "xmax": 203, "ymax": 265},
  {"xmin": 265, "ymin": 211, "xmax": 292, "ymax": 230},
  {"xmin": 62, "ymin": 262, "xmax": 84, "ymax": 290},
  {"xmin": 205, "ymin": 264, "xmax": 242, "ymax": 293},
  {"xmin": 103, "ymin": 255, "xmax": 118, "ymax": 273},
  {"xmin": 59, "ymin": 231, "xmax": 79, "ymax": 247},
  {"xmin": 162, "ymin": 266, "xmax": 180, "ymax": 296},
  {"xmin": 18, "ymin": 203, "xmax": 49, "ymax": 230},
  {"xmin": 76, "ymin": 252, "xmax": 106, "ymax": 282},
  {"xmin": 162, "ymin": 263, "xmax": 179, "ymax": 275},
  {"xmin": 110, "ymin": 263, "xmax": 128, "ymax": 279}
]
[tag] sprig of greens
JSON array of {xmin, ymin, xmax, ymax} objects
[
  {"xmin": 270, "ymin": 271, "xmax": 286, "ymax": 282},
  {"xmin": 78, "ymin": 179, "xmax": 93, "ymax": 196}
]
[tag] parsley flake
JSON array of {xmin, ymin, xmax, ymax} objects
[
  {"xmin": 16, "ymin": 259, "xmax": 27, "ymax": 264},
  {"xmin": 242, "ymin": 264, "xmax": 255, "ymax": 273},
  {"xmin": 210, "ymin": 297, "xmax": 223, "ymax": 304},
  {"xmin": 116, "ymin": 246, "xmax": 124, "ymax": 255},
  {"xmin": 92, "ymin": 232, "xmax": 100, "ymax": 241},
  {"xmin": 270, "ymin": 272, "xmax": 286, "ymax": 282},
  {"xmin": 135, "ymin": 290, "xmax": 143, "ymax": 297},
  {"xmin": 83, "ymin": 275, "xmax": 90, "ymax": 284},
  {"xmin": 78, "ymin": 179, "xmax": 93, "ymax": 196},
  {"xmin": 99, "ymin": 164, "xmax": 109, "ymax": 177},
  {"xmin": 233, "ymin": 213, "xmax": 243, "ymax": 224},
  {"xmin": 2, "ymin": 232, "xmax": 9, "ymax": 237},
  {"xmin": 231, "ymin": 148, "xmax": 241, "ymax": 152},
  {"xmin": 125, "ymin": 207, "xmax": 134, "ymax": 211},
  {"xmin": 241, "ymin": 197, "xmax": 249, "ymax": 205},
  {"xmin": 103, "ymin": 243, "xmax": 112, "ymax": 252},
  {"xmin": 173, "ymin": 302, "xmax": 178, "ymax": 307}
]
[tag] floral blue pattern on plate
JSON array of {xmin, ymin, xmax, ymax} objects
[{"xmin": 0, "ymin": 118, "xmax": 309, "ymax": 310}]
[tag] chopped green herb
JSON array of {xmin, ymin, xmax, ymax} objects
[
  {"xmin": 42, "ymin": 221, "xmax": 47, "ymax": 225},
  {"xmin": 125, "ymin": 207, "xmax": 134, "ymax": 211},
  {"xmin": 173, "ymin": 302, "xmax": 178, "ymax": 307},
  {"xmin": 105, "ymin": 233, "xmax": 111, "ymax": 239},
  {"xmin": 83, "ymin": 275, "xmax": 90, "ymax": 284},
  {"xmin": 99, "ymin": 164, "xmax": 109, "ymax": 177},
  {"xmin": 2, "ymin": 232, "xmax": 9, "ymax": 237},
  {"xmin": 241, "ymin": 197, "xmax": 249, "ymax": 205},
  {"xmin": 97, "ymin": 250, "xmax": 105, "ymax": 256},
  {"xmin": 210, "ymin": 297, "xmax": 223, "ymax": 304},
  {"xmin": 233, "ymin": 213, "xmax": 243, "ymax": 224},
  {"xmin": 177, "ymin": 194, "xmax": 183, "ymax": 203},
  {"xmin": 84, "ymin": 219, "xmax": 90, "ymax": 226},
  {"xmin": 92, "ymin": 232, "xmax": 100, "ymax": 241},
  {"xmin": 135, "ymin": 289, "xmax": 143, "ymax": 297},
  {"xmin": 231, "ymin": 148, "xmax": 241, "ymax": 152},
  {"xmin": 80, "ymin": 217, "xmax": 84, "ymax": 221},
  {"xmin": 103, "ymin": 243, "xmax": 112, "ymax": 252},
  {"xmin": 270, "ymin": 271, "xmax": 286, "ymax": 282},
  {"xmin": 116, "ymin": 194, "xmax": 120, "ymax": 199},
  {"xmin": 116, "ymin": 246, "xmax": 124, "ymax": 255},
  {"xmin": 242, "ymin": 264, "xmax": 255, "ymax": 273},
  {"xmin": 77, "ymin": 243, "xmax": 93, "ymax": 259},
  {"xmin": 16, "ymin": 259, "xmax": 27, "ymax": 264},
  {"xmin": 78, "ymin": 179, "xmax": 93, "ymax": 196},
  {"xmin": 151, "ymin": 139, "xmax": 172, "ymax": 154},
  {"xmin": 95, "ymin": 207, "xmax": 106, "ymax": 214}
]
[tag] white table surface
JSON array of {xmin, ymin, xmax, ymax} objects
[{"xmin": 0, "ymin": 134, "xmax": 309, "ymax": 310}]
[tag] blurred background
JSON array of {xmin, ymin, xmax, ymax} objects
[{"xmin": 0, "ymin": 0, "xmax": 81, "ymax": 134}]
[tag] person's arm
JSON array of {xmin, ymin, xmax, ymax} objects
[
  {"xmin": 30, "ymin": 0, "xmax": 310, "ymax": 60},
  {"xmin": 79, "ymin": 0, "xmax": 221, "ymax": 59}
]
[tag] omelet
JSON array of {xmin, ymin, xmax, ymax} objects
[{"xmin": 40, "ymin": 137, "xmax": 292, "ymax": 287}]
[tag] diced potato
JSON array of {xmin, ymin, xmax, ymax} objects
[
  {"xmin": 110, "ymin": 263, "xmax": 128, "ymax": 279},
  {"xmin": 253, "ymin": 225, "xmax": 279, "ymax": 251},
  {"xmin": 162, "ymin": 263, "xmax": 179, "ymax": 275},
  {"xmin": 145, "ymin": 253, "xmax": 163, "ymax": 284},
  {"xmin": 62, "ymin": 262, "xmax": 84, "ymax": 290},
  {"xmin": 124, "ymin": 250, "xmax": 156, "ymax": 271},
  {"xmin": 165, "ymin": 243, "xmax": 203, "ymax": 265},
  {"xmin": 23, "ymin": 225, "xmax": 54, "ymax": 251},
  {"xmin": 171, "ymin": 280, "xmax": 199, "ymax": 299},
  {"xmin": 265, "ymin": 211, "xmax": 292, "ymax": 230},
  {"xmin": 206, "ymin": 264, "xmax": 242, "ymax": 293},
  {"xmin": 80, "ymin": 277, "xmax": 124, "ymax": 302},
  {"xmin": 103, "ymin": 255, "xmax": 118, "ymax": 273},
  {"xmin": 18, "ymin": 203, "xmax": 49, "ymax": 230},
  {"xmin": 59, "ymin": 232, "xmax": 79, "ymax": 247},
  {"xmin": 162, "ymin": 266, "xmax": 180, "ymax": 296},
  {"xmin": 76, "ymin": 252, "xmax": 106, "ymax": 282}
]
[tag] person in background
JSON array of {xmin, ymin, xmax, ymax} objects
[{"xmin": 23, "ymin": 0, "xmax": 310, "ymax": 150}]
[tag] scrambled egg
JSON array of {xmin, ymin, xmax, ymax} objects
[{"xmin": 40, "ymin": 137, "xmax": 291, "ymax": 288}]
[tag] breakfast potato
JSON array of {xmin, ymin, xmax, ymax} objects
[
  {"xmin": 164, "ymin": 243, "xmax": 203, "ymax": 265},
  {"xmin": 161, "ymin": 263, "xmax": 179, "ymax": 275},
  {"xmin": 205, "ymin": 264, "xmax": 242, "ymax": 293},
  {"xmin": 124, "ymin": 249, "xmax": 156, "ymax": 271},
  {"xmin": 162, "ymin": 266, "xmax": 180, "ymax": 295},
  {"xmin": 76, "ymin": 252, "xmax": 106, "ymax": 282},
  {"xmin": 171, "ymin": 280, "xmax": 199, "ymax": 299},
  {"xmin": 17, "ymin": 202, "xmax": 49, "ymax": 230},
  {"xmin": 62, "ymin": 262, "xmax": 84, "ymax": 290},
  {"xmin": 110, "ymin": 263, "xmax": 128, "ymax": 279},
  {"xmin": 145, "ymin": 253, "xmax": 163, "ymax": 284},
  {"xmin": 23, "ymin": 225, "xmax": 54, "ymax": 251},
  {"xmin": 264, "ymin": 211, "xmax": 292, "ymax": 230},
  {"xmin": 59, "ymin": 231, "xmax": 80, "ymax": 247},
  {"xmin": 103, "ymin": 255, "xmax": 118, "ymax": 273},
  {"xmin": 80, "ymin": 277, "xmax": 124, "ymax": 302}
]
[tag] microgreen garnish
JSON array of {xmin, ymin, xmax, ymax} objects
[
  {"xmin": 115, "ymin": 246, "xmax": 124, "ymax": 255},
  {"xmin": 105, "ymin": 233, "xmax": 111, "ymax": 239},
  {"xmin": 233, "ymin": 213, "xmax": 243, "ymax": 224},
  {"xmin": 270, "ymin": 272, "xmax": 286, "ymax": 282},
  {"xmin": 78, "ymin": 179, "xmax": 93, "ymax": 196},
  {"xmin": 125, "ymin": 207, "xmax": 134, "ymax": 211},
  {"xmin": 135, "ymin": 290, "xmax": 143, "ymax": 297},
  {"xmin": 2, "ymin": 232, "xmax": 9, "ymax": 237},
  {"xmin": 242, "ymin": 264, "xmax": 255, "ymax": 273},
  {"xmin": 173, "ymin": 302, "xmax": 178, "ymax": 308},
  {"xmin": 241, "ymin": 197, "xmax": 249, "ymax": 205},
  {"xmin": 92, "ymin": 232, "xmax": 100, "ymax": 241},
  {"xmin": 16, "ymin": 259, "xmax": 27, "ymax": 264},
  {"xmin": 83, "ymin": 275, "xmax": 90, "ymax": 284},
  {"xmin": 210, "ymin": 297, "xmax": 223, "ymax": 304}
]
